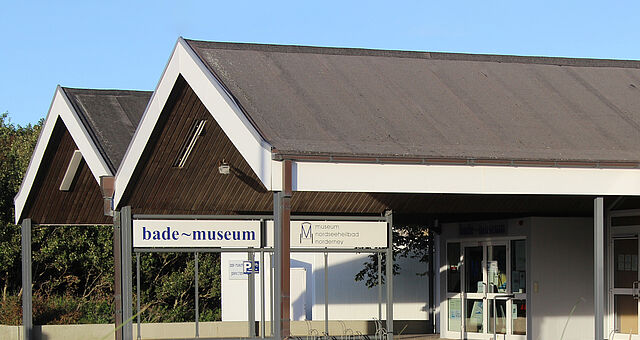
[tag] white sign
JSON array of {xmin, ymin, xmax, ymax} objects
[
  {"xmin": 229, "ymin": 260, "xmax": 247, "ymax": 280},
  {"xmin": 266, "ymin": 221, "xmax": 387, "ymax": 249},
  {"xmin": 228, "ymin": 260, "xmax": 260, "ymax": 280},
  {"xmin": 133, "ymin": 220, "xmax": 261, "ymax": 248}
]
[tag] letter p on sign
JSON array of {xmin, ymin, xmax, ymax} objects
[{"xmin": 243, "ymin": 261, "xmax": 259, "ymax": 274}]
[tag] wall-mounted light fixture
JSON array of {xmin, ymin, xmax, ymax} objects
[{"xmin": 218, "ymin": 159, "xmax": 230, "ymax": 175}]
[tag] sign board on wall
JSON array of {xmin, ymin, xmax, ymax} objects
[
  {"xmin": 228, "ymin": 260, "xmax": 260, "ymax": 280},
  {"xmin": 266, "ymin": 220, "xmax": 387, "ymax": 248},
  {"xmin": 458, "ymin": 221, "xmax": 507, "ymax": 237},
  {"xmin": 133, "ymin": 220, "xmax": 261, "ymax": 248}
]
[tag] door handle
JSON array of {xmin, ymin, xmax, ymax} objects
[{"xmin": 633, "ymin": 281, "xmax": 639, "ymax": 300}]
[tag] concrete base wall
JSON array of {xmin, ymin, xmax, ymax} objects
[{"xmin": 0, "ymin": 320, "xmax": 428, "ymax": 339}]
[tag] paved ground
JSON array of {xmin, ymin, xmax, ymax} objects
[{"xmin": 395, "ymin": 335, "xmax": 454, "ymax": 340}]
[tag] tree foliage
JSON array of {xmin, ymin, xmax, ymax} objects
[
  {"xmin": 355, "ymin": 225, "xmax": 433, "ymax": 288},
  {"xmin": 0, "ymin": 112, "xmax": 41, "ymax": 310},
  {"xmin": 0, "ymin": 112, "xmax": 222, "ymax": 324}
]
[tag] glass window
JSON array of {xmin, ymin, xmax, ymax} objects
[
  {"xmin": 447, "ymin": 243, "xmax": 461, "ymax": 293},
  {"xmin": 488, "ymin": 299, "xmax": 507, "ymax": 334},
  {"xmin": 614, "ymin": 239, "xmax": 638, "ymax": 288},
  {"xmin": 512, "ymin": 299, "xmax": 527, "ymax": 335},
  {"xmin": 465, "ymin": 246, "xmax": 483, "ymax": 293},
  {"xmin": 511, "ymin": 239, "xmax": 526, "ymax": 293},
  {"xmin": 615, "ymin": 295, "xmax": 638, "ymax": 334},
  {"xmin": 487, "ymin": 245, "xmax": 506, "ymax": 293},
  {"xmin": 448, "ymin": 298, "xmax": 462, "ymax": 332},
  {"xmin": 465, "ymin": 299, "xmax": 484, "ymax": 333}
]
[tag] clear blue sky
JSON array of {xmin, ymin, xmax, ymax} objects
[{"xmin": 2, "ymin": 1, "xmax": 639, "ymax": 126}]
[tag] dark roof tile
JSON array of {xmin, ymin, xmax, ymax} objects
[
  {"xmin": 186, "ymin": 39, "xmax": 640, "ymax": 163},
  {"xmin": 62, "ymin": 88, "xmax": 152, "ymax": 171}
]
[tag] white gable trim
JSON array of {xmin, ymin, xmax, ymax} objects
[
  {"xmin": 14, "ymin": 86, "xmax": 112, "ymax": 223},
  {"xmin": 113, "ymin": 38, "xmax": 273, "ymax": 208},
  {"xmin": 268, "ymin": 160, "xmax": 640, "ymax": 196}
]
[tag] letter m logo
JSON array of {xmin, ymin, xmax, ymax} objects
[{"xmin": 300, "ymin": 222, "xmax": 313, "ymax": 244}]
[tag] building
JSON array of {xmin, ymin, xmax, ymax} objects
[{"xmin": 15, "ymin": 37, "xmax": 640, "ymax": 340}]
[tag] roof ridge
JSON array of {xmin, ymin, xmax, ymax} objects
[
  {"xmin": 185, "ymin": 39, "xmax": 640, "ymax": 69},
  {"xmin": 60, "ymin": 87, "xmax": 152, "ymax": 94}
]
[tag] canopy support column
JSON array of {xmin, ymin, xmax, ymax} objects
[
  {"xmin": 385, "ymin": 210, "xmax": 394, "ymax": 340},
  {"xmin": 114, "ymin": 211, "xmax": 123, "ymax": 340},
  {"xmin": 121, "ymin": 206, "xmax": 133, "ymax": 340},
  {"xmin": 594, "ymin": 197, "xmax": 604, "ymax": 340},
  {"xmin": 21, "ymin": 218, "xmax": 32, "ymax": 340},
  {"xmin": 274, "ymin": 160, "xmax": 292, "ymax": 339}
]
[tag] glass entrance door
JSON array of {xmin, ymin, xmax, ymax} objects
[
  {"xmin": 446, "ymin": 240, "xmax": 527, "ymax": 339},
  {"xmin": 611, "ymin": 237, "xmax": 640, "ymax": 339}
]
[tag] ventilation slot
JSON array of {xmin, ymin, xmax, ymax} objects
[
  {"xmin": 173, "ymin": 119, "xmax": 207, "ymax": 168},
  {"xmin": 60, "ymin": 150, "xmax": 83, "ymax": 191}
]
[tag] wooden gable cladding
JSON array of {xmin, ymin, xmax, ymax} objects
[
  {"xmin": 22, "ymin": 118, "xmax": 110, "ymax": 225},
  {"xmin": 121, "ymin": 77, "xmax": 394, "ymax": 216},
  {"xmin": 123, "ymin": 76, "xmax": 274, "ymax": 215}
]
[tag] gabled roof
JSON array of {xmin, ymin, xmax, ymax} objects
[
  {"xmin": 186, "ymin": 39, "xmax": 640, "ymax": 163},
  {"xmin": 114, "ymin": 38, "xmax": 640, "ymax": 207},
  {"xmin": 14, "ymin": 87, "xmax": 151, "ymax": 223},
  {"xmin": 63, "ymin": 88, "xmax": 151, "ymax": 171}
]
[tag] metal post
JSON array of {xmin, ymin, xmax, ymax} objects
[
  {"xmin": 248, "ymin": 249, "xmax": 256, "ymax": 337},
  {"xmin": 275, "ymin": 159, "xmax": 292, "ymax": 339},
  {"xmin": 270, "ymin": 252, "xmax": 274, "ymax": 337},
  {"xmin": 121, "ymin": 206, "xmax": 133, "ymax": 340},
  {"xmin": 113, "ymin": 212, "xmax": 123, "ymax": 340},
  {"xmin": 195, "ymin": 252, "xmax": 199, "ymax": 338},
  {"xmin": 428, "ymin": 222, "xmax": 436, "ymax": 334},
  {"xmin": 492, "ymin": 298, "xmax": 496, "ymax": 340},
  {"xmin": 260, "ymin": 249, "xmax": 266, "ymax": 338},
  {"xmin": 136, "ymin": 253, "xmax": 141, "ymax": 340},
  {"xmin": 273, "ymin": 193, "xmax": 282, "ymax": 339},
  {"xmin": 385, "ymin": 210, "xmax": 394, "ymax": 340},
  {"xmin": 594, "ymin": 197, "xmax": 604, "ymax": 340},
  {"xmin": 21, "ymin": 218, "xmax": 32, "ymax": 340},
  {"xmin": 378, "ymin": 252, "xmax": 382, "ymax": 322},
  {"xmin": 324, "ymin": 251, "xmax": 329, "ymax": 336}
]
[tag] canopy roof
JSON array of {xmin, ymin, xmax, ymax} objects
[{"xmin": 187, "ymin": 39, "xmax": 640, "ymax": 164}]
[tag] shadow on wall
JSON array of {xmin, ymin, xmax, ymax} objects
[
  {"xmin": 288, "ymin": 253, "xmax": 429, "ymax": 323},
  {"xmin": 291, "ymin": 259, "xmax": 312, "ymax": 320},
  {"xmin": 30, "ymin": 326, "xmax": 49, "ymax": 340}
]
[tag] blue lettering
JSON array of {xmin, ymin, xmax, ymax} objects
[
  {"xmin": 193, "ymin": 230, "xmax": 205, "ymax": 240},
  {"xmin": 242, "ymin": 231, "xmax": 255, "ymax": 240},
  {"xmin": 161, "ymin": 227, "xmax": 171, "ymax": 240},
  {"xmin": 142, "ymin": 227, "xmax": 151, "ymax": 240},
  {"xmin": 172, "ymin": 230, "xmax": 179, "ymax": 240},
  {"xmin": 224, "ymin": 231, "xmax": 231, "ymax": 240}
]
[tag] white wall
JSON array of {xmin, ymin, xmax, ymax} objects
[
  {"xmin": 221, "ymin": 252, "xmax": 429, "ymax": 321},
  {"xmin": 530, "ymin": 217, "xmax": 594, "ymax": 340}
]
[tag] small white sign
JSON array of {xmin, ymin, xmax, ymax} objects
[
  {"xmin": 229, "ymin": 260, "xmax": 247, "ymax": 280},
  {"xmin": 133, "ymin": 220, "xmax": 261, "ymax": 248},
  {"xmin": 266, "ymin": 220, "xmax": 387, "ymax": 249}
]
